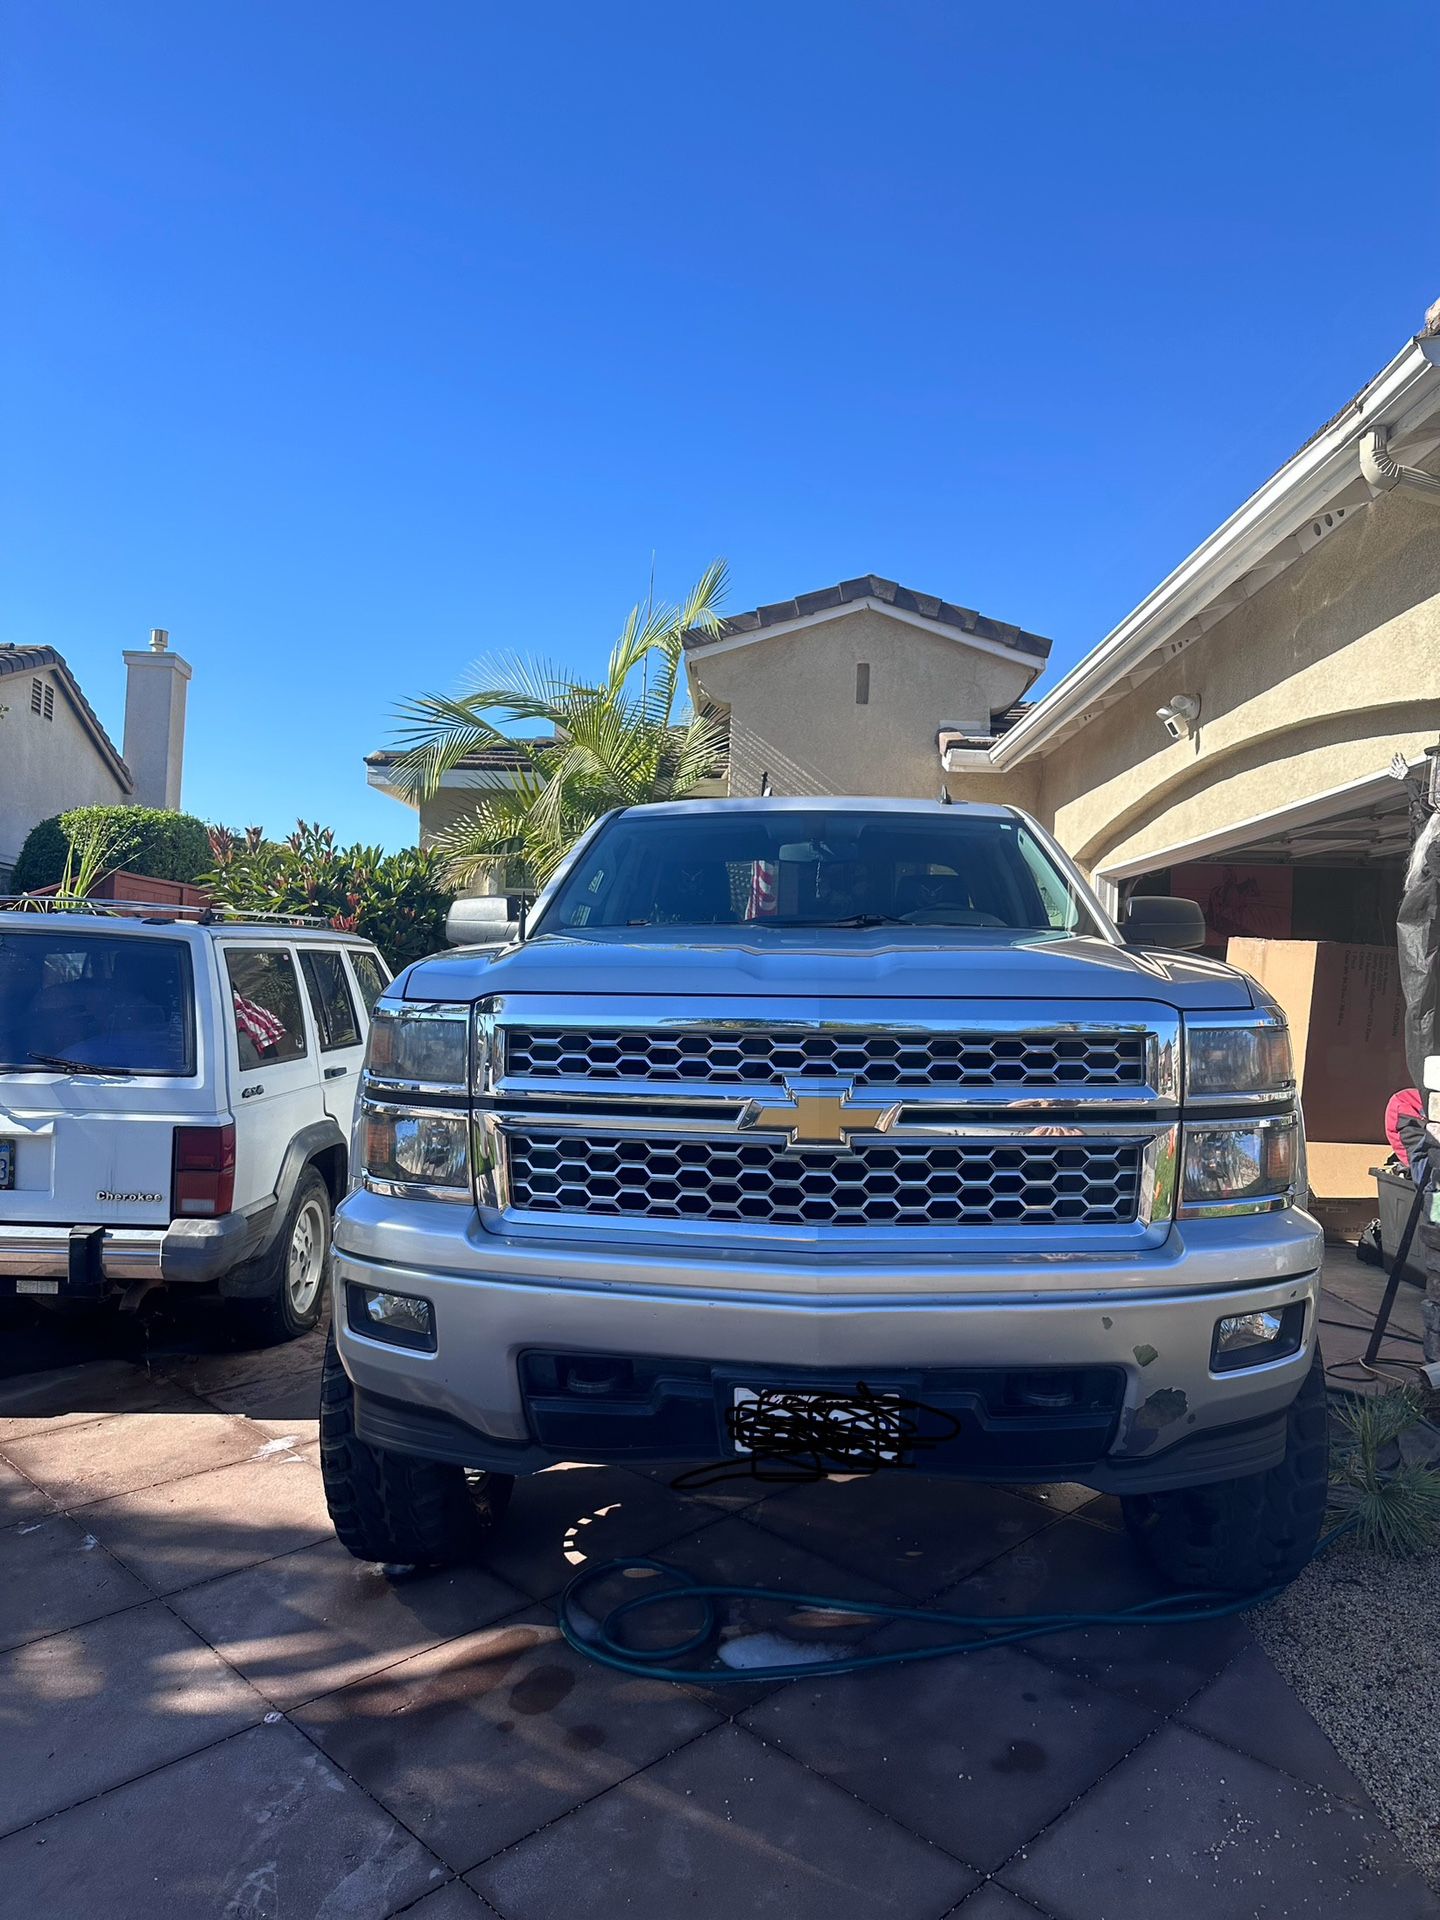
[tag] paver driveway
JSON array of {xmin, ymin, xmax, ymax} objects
[{"xmin": 0, "ymin": 1276, "xmax": 1432, "ymax": 1920}]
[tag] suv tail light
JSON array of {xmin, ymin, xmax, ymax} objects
[{"xmin": 172, "ymin": 1124, "xmax": 237, "ymax": 1217}]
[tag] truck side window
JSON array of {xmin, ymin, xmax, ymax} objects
[
  {"xmin": 299, "ymin": 949, "xmax": 361, "ymax": 1051},
  {"xmin": 348, "ymin": 950, "xmax": 387, "ymax": 1016},
  {"xmin": 225, "ymin": 948, "xmax": 309, "ymax": 1068}
]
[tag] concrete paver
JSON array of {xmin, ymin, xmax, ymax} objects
[
  {"xmin": 0, "ymin": 1511, "xmax": 150, "ymax": 1651},
  {"xmin": 481, "ymin": 1458, "xmax": 721, "ymax": 1600},
  {"xmin": 1002, "ymin": 1720, "xmax": 1429, "ymax": 1920},
  {"xmin": 468, "ymin": 1721, "xmax": 980, "ymax": 1920},
  {"xmin": 742, "ymin": 1642, "xmax": 1158, "ymax": 1871},
  {"xmin": 1, "ymin": 1408, "xmax": 271, "ymax": 1508},
  {"xmin": 0, "ymin": 1718, "xmax": 443, "ymax": 1920},
  {"xmin": 172, "ymin": 1534, "xmax": 527, "ymax": 1708},
  {"xmin": 79, "ymin": 1440, "xmax": 334, "ymax": 1594},
  {"xmin": 746, "ymin": 1471, "xmax": 1056, "ymax": 1600},
  {"xmin": 0, "ymin": 1600, "xmax": 264, "ymax": 1831},
  {"xmin": 926, "ymin": 1510, "xmax": 1251, "ymax": 1714},
  {"xmin": 295, "ymin": 1610, "xmax": 722, "ymax": 1870}
]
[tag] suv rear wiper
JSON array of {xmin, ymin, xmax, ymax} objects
[{"xmin": 25, "ymin": 1052, "xmax": 137, "ymax": 1077}]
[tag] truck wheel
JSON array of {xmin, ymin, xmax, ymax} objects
[
  {"xmin": 225, "ymin": 1169, "xmax": 332, "ymax": 1347},
  {"xmin": 1120, "ymin": 1350, "xmax": 1329, "ymax": 1593},
  {"xmin": 320, "ymin": 1329, "xmax": 513, "ymax": 1566}
]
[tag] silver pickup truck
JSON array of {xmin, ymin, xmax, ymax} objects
[{"xmin": 322, "ymin": 798, "xmax": 1327, "ymax": 1593}]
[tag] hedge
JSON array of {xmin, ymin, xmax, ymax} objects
[{"xmin": 11, "ymin": 807, "xmax": 213, "ymax": 893}]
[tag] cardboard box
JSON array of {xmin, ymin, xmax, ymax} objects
[{"xmin": 1225, "ymin": 938, "xmax": 1409, "ymax": 1199}]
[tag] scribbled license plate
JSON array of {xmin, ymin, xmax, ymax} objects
[
  {"xmin": 729, "ymin": 1385, "xmax": 905, "ymax": 1464},
  {"xmin": 0, "ymin": 1139, "xmax": 14, "ymax": 1191}
]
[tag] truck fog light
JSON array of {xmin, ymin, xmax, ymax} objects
[
  {"xmin": 348, "ymin": 1284, "xmax": 436, "ymax": 1352},
  {"xmin": 1211, "ymin": 1303, "xmax": 1304, "ymax": 1372}
]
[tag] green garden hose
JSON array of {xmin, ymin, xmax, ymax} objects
[{"xmin": 558, "ymin": 1524, "xmax": 1355, "ymax": 1687}]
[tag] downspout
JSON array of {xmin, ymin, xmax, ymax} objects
[{"xmin": 1359, "ymin": 428, "xmax": 1440, "ymax": 500}]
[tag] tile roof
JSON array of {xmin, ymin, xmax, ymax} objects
[
  {"xmin": 0, "ymin": 644, "xmax": 132, "ymax": 789},
  {"xmin": 364, "ymin": 737, "xmax": 560, "ymax": 772},
  {"xmin": 682, "ymin": 574, "xmax": 1052, "ymax": 662}
]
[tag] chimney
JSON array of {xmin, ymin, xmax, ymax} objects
[{"xmin": 122, "ymin": 628, "xmax": 193, "ymax": 809}]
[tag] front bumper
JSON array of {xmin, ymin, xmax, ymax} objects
[{"xmin": 332, "ymin": 1196, "xmax": 1324, "ymax": 1492}]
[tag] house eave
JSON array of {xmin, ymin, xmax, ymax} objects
[
  {"xmin": 685, "ymin": 597, "xmax": 1049, "ymax": 688},
  {"xmin": 989, "ymin": 332, "xmax": 1440, "ymax": 770}
]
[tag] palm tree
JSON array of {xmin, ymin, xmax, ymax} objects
[{"xmin": 390, "ymin": 561, "xmax": 730, "ymax": 892}]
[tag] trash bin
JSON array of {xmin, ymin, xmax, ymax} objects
[{"xmin": 1373, "ymin": 1165, "xmax": 1427, "ymax": 1285}]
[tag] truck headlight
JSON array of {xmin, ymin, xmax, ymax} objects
[
  {"xmin": 366, "ymin": 1001, "xmax": 470, "ymax": 1093},
  {"xmin": 358, "ymin": 1000, "xmax": 473, "ymax": 1199},
  {"xmin": 1186, "ymin": 1019, "xmax": 1293, "ymax": 1096},
  {"xmin": 359, "ymin": 1102, "xmax": 471, "ymax": 1199},
  {"xmin": 1180, "ymin": 1118, "xmax": 1298, "ymax": 1214}
]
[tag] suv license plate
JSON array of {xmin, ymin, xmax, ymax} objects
[
  {"xmin": 729, "ymin": 1385, "xmax": 904, "ymax": 1465},
  {"xmin": 0, "ymin": 1139, "xmax": 13, "ymax": 1190}
]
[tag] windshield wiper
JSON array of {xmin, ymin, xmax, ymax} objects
[
  {"xmin": 25, "ymin": 1052, "xmax": 137, "ymax": 1077},
  {"xmin": 797, "ymin": 912, "xmax": 911, "ymax": 929}
]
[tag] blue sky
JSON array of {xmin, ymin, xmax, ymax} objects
[{"xmin": 5, "ymin": 2, "xmax": 1437, "ymax": 848}]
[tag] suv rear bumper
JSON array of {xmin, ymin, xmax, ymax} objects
[
  {"xmin": 331, "ymin": 1203, "xmax": 1324, "ymax": 1493},
  {"xmin": 0, "ymin": 1211, "xmax": 264, "ymax": 1294}
]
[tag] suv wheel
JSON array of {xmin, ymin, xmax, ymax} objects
[
  {"xmin": 1121, "ymin": 1349, "xmax": 1329, "ymax": 1593},
  {"xmin": 226, "ymin": 1168, "xmax": 333, "ymax": 1348},
  {"xmin": 320, "ymin": 1329, "xmax": 513, "ymax": 1566}
]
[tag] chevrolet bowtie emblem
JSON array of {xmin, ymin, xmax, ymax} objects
[{"xmin": 739, "ymin": 1081, "xmax": 900, "ymax": 1147}]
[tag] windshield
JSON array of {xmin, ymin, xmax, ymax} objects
[
  {"xmin": 538, "ymin": 809, "xmax": 1103, "ymax": 937},
  {"xmin": 0, "ymin": 929, "xmax": 196, "ymax": 1075}
]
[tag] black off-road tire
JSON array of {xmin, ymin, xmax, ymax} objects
[
  {"xmin": 225, "ymin": 1168, "xmax": 332, "ymax": 1348},
  {"xmin": 320, "ymin": 1328, "xmax": 513, "ymax": 1566},
  {"xmin": 1121, "ymin": 1349, "xmax": 1329, "ymax": 1593}
]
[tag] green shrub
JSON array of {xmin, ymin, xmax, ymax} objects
[
  {"xmin": 204, "ymin": 821, "xmax": 454, "ymax": 971},
  {"xmin": 11, "ymin": 806, "xmax": 212, "ymax": 893}
]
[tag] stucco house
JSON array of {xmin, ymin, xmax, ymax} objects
[
  {"xmin": 0, "ymin": 630, "xmax": 192, "ymax": 889},
  {"xmin": 367, "ymin": 303, "xmax": 1440, "ymax": 949}
]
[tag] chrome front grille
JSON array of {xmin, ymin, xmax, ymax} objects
[
  {"xmin": 502, "ymin": 1024, "xmax": 1148, "ymax": 1089},
  {"xmin": 504, "ymin": 1132, "xmax": 1144, "ymax": 1229},
  {"xmin": 480, "ymin": 999, "xmax": 1181, "ymax": 1241}
]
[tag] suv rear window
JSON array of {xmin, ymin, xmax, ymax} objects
[{"xmin": 0, "ymin": 930, "xmax": 195, "ymax": 1075}]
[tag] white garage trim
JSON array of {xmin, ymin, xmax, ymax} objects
[{"xmin": 1094, "ymin": 763, "xmax": 1414, "ymax": 884}]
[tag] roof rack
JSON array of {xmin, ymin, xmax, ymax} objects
[{"xmin": 0, "ymin": 896, "xmax": 333, "ymax": 929}]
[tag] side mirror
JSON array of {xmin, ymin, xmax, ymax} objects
[
  {"xmin": 1121, "ymin": 895, "xmax": 1207, "ymax": 952},
  {"xmin": 445, "ymin": 897, "xmax": 520, "ymax": 949}
]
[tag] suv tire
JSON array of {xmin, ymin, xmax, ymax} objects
[
  {"xmin": 1121, "ymin": 1349, "xmax": 1329, "ymax": 1593},
  {"xmin": 226, "ymin": 1168, "xmax": 333, "ymax": 1347},
  {"xmin": 320, "ymin": 1329, "xmax": 514, "ymax": 1566}
]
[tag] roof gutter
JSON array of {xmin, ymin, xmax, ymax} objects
[{"xmin": 989, "ymin": 331, "xmax": 1440, "ymax": 770}]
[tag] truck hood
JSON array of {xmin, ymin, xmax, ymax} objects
[{"xmin": 400, "ymin": 927, "xmax": 1254, "ymax": 1011}]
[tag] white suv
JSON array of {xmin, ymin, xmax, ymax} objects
[{"xmin": 0, "ymin": 906, "xmax": 390, "ymax": 1343}]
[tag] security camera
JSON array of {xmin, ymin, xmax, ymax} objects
[{"xmin": 1156, "ymin": 693, "xmax": 1201, "ymax": 741}]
